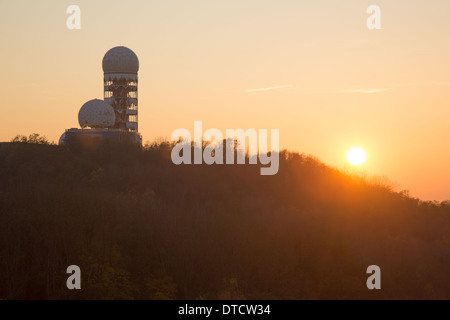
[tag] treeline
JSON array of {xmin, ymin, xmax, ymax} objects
[{"xmin": 0, "ymin": 136, "xmax": 449, "ymax": 299}]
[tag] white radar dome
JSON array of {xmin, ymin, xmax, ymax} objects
[
  {"xmin": 59, "ymin": 132, "xmax": 66, "ymax": 145},
  {"xmin": 102, "ymin": 46, "xmax": 139, "ymax": 74},
  {"xmin": 78, "ymin": 99, "xmax": 116, "ymax": 129}
]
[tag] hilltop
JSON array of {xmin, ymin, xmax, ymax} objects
[{"xmin": 0, "ymin": 137, "xmax": 449, "ymax": 299}]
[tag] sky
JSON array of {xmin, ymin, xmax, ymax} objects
[{"xmin": 1, "ymin": 0, "xmax": 450, "ymax": 201}]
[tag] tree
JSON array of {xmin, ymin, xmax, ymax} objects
[{"xmin": 11, "ymin": 133, "xmax": 53, "ymax": 145}]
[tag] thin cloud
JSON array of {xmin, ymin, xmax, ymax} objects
[
  {"xmin": 246, "ymin": 85, "xmax": 294, "ymax": 92},
  {"xmin": 336, "ymin": 88, "xmax": 390, "ymax": 94}
]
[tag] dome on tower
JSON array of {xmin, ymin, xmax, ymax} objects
[
  {"xmin": 102, "ymin": 46, "xmax": 139, "ymax": 74},
  {"xmin": 78, "ymin": 99, "xmax": 116, "ymax": 129}
]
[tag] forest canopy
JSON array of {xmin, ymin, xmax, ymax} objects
[{"xmin": 0, "ymin": 136, "xmax": 449, "ymax": 299}]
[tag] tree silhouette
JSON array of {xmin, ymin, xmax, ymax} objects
[{"xmin": 0, "ymin": 137, "xmax": 449, "ymax": 299}]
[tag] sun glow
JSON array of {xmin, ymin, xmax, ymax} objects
[{"xmin": 346, "ymin": 147, "xmax": 367, "ymax": 166}]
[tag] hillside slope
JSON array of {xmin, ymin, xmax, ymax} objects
[{"xmin": 0, "ymin": 141, "xmax": 449, "ymax": 299}]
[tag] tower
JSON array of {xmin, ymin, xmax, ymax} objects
[
  {"xmin": 102, "ymin": 46, "xmax": 139, "ymax": 132},
  {"xmin": 60, "ymin": 46, "xmax": 142, "ymax": 147}
]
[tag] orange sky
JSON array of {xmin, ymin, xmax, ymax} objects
[{"xmin": 1, "ymin": 0, "xmax": 450, "ymax": 201}]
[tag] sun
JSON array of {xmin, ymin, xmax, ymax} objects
[{"xmin": 346, "ymin": 147, "xmax": 367, "ymax": 166}]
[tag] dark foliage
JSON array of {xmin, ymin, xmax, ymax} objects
[{"xmin": 0, "ymin": 138, "xmax": 449, "ymax": 299}]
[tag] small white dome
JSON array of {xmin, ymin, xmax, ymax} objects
[
  {"xmin": 78, "ymin": 99, "xmax": 116, "ymax": 129},
  {"xmin": 59, "ymin": 132, "xmax": 67, "ymax": 145},
  {"xmin": 102, "ymin": 46, "xmax": 139, "ymax": 74}
]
